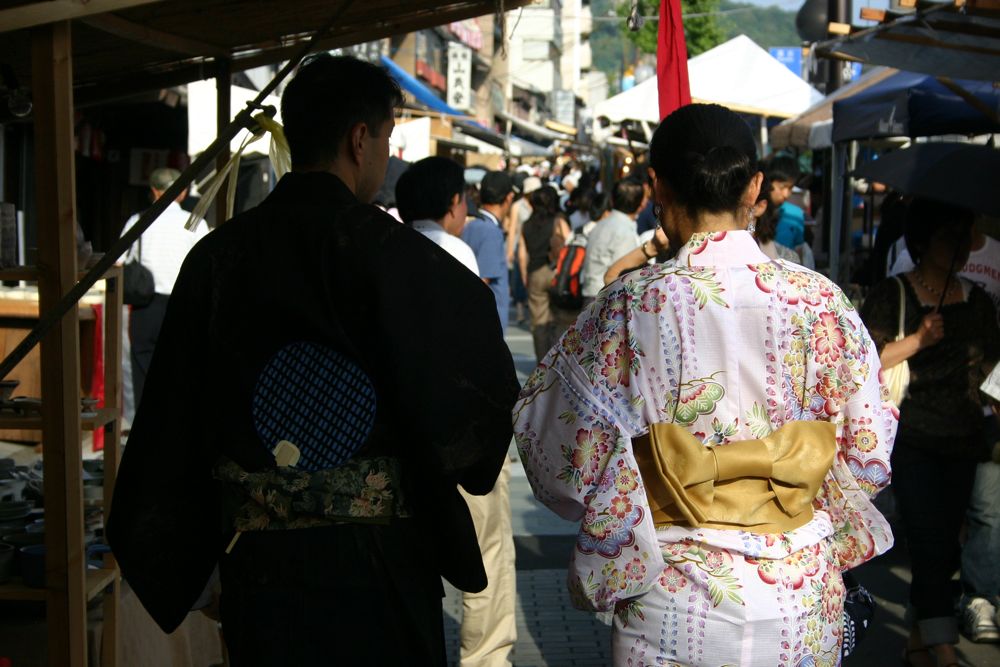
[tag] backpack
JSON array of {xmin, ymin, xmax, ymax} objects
[{"xmin": 549, "ymin": 229, "xmax": 589, "ymax": 310}]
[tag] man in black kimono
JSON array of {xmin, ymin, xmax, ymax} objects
[{"xmin": 108, "ymin": 55, "xmax": 520, "ymax": 665}]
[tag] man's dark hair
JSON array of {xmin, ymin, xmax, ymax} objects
[
  {"xmin": 281, "ymin": 54, "xmax": 402, "ymax": 169},
  {"xmin": 395, "ymin": 157, "xmax": 466, "ymax": 224},
  {"xmin": 764, "ymin": 156, "xmax": 800, "ymax": 185},
  {"xmin": 650, "ymin": 104, "xmax": 757, "ymax": 218},
  {"xmin": 480, "ymin": 171, "xmax": 514, "ymax": 205},
  {"xmin": 589, "ymin": 191, "xmax": 611, "ymax": 221},
  {"xmin": 612, "ymin": 179, "xmax": 645, "ymax": 215}
]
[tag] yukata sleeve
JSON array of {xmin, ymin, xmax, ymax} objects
[
  {"xmin": 513, "ymin": 341, "xmax": 660, "ymax": 612},
  {"xmin": 815, "ymin": 305, "xmax": 898, "ymax": 571}
]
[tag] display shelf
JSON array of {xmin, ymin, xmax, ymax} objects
[
  {"xmin": 0, "ymin": 566, "xmax": 118, "ymax": 602},
  {"xmin": 0, "ymin": 258, "xmax": 111, "ymax": 283},
  {"xmin": 0, "ymin": 407, "xmax": 117, "ymax": 431}
]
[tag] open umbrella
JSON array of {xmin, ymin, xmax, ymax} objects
[{"xmin": 853, "ymin": 143, "xmax": 1000, "ymax": 218}]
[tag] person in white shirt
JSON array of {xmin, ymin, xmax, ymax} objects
[
  {"xmin": 581, "ymin": 179, "xmax": 646, "ymax": 303},
  {"xmin": 395, "ymin": 155, "xmax": 517, "ymax": 667},
  {"xmin": 121, "ymin": 167, "xmax": 209, "ymax": 408},
  {"xmin": 395, "ymin": 157, "xmax": 478, "ymax": 275}
]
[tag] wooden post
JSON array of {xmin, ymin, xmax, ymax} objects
[
  {"xmin": 101, "ymin": 266, "xmax": 123, "ymax": 667},
  {"xmin": 215, "ymin": 57, "xmax": 231, "ymax": 227},
  {"xmin": 31, "ymin": 20, "xmax": 87, "ymax": 667}
]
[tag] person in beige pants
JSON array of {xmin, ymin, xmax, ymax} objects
[{"xmin": 459, "ymin": 461, "xmax": 517, "ymax": 666}]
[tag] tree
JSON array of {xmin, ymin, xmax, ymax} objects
[{"xmin": 616, "ymin": 0, "xmax": 725, "ymax": 58}]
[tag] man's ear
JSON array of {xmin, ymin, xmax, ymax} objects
[
  {"xmin": 347, "ymin": 121, "xmax": 369, "ymax": 165},
  {"xmin": 504, "ymin": 192, "xmax": 514, "ymax": 207}
]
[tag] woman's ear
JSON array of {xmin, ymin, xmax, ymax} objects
[
  {"xmin": 752, "ymin": 199, "xmax": 768, "ymax": 219},
  {"xmin": 743, "ymin": 171, "xmax": 764, "ymax": 209}
]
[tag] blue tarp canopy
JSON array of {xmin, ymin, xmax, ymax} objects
[
  {"xmin": 380, "ymin": 55, "xmax": 463, "ymax": 116},
  {"xmin": 380, "ymin": 55, "xmax": 553, "ymax": 157},
  {"xmin": 832, "ymin": 71, "xmax": 1000, "ymax": 143}
]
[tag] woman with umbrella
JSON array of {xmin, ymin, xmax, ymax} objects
[
  {"xmin": 860, "ymin": 199, "xmax": 1000, "ymax": 666},
  {"xmin": 514, "ymin": 104, "xmax": 897, "ymax": 665}
]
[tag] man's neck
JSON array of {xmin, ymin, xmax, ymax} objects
[
  {"xmin": 480, "ymin": 205, "xmax": 503, "ymax": 222},
  {"xmin": 295, "ymin": 162, "xmax": 359, "ymax": 198}
]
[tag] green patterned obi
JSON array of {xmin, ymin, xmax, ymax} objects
[{"xmin": 214, "ymin": 456, "xmax": 409, "ymax": 531}]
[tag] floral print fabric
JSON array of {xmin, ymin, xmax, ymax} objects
[
  {"xmin": 214, "ymin": 455, "xmax": 407, "ymax": 531},
  {"xmin": 513, "ymin": 231, "xmax": 897, "ymax": 666}
]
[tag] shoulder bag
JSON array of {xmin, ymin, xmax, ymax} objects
[
  {"xmin": 123, "ymin": 236, "xmax": 155, "ymax": 307},
  {"xmin": 883, "ymin": 276, "xmax": 910, "ymax": 405}
]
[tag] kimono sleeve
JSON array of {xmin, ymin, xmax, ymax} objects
[
  {"xmin": 816, "ymin": 309, "xmax": 897, "ymax": 570},
  {"xmin": 513, "ymin": 347, "xmax": 660, "ymax": 612}
]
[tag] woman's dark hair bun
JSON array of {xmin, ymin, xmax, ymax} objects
[
  {"xmin": 683, "ymin": 145, "xmax": 753, "ymax": 214},
  {"xmin": 650, "ymin": 104, "xmax": 758, "ymax": 216}
]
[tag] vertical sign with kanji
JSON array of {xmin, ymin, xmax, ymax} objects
[{"xmin": 447, "ymin": 42, "xmax": 472, "ymax": 111}]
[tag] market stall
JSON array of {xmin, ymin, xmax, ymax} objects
[{"xmin": 0, "ymin": 2, "xmax": 531, "ymax": 665}]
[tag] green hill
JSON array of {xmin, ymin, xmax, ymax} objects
[
  {"xmin": 589, "ymin": 0, "xmax": 802, "ymax": 94},
  {"xmin": 717, "ymin": 0, "xmax": 800, "ymax": 51}
]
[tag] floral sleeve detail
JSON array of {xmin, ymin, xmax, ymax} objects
[
  {"xmin": 514, "ymin": 348, "xmax": 660, "ymax": 612},
  {"xmin": 815, "ymin": 315, "xmax": 897, "ymax": 570}
]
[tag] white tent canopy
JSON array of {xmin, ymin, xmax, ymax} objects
[{"xmin": 594, "ymin": 35, "xmax": 823, "ymax": 126}]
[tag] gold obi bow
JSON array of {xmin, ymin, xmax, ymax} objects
[{"xmin": 632, "ymin": 421, "xmax": 836, "ymax": 533}]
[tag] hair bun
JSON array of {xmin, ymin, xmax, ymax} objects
[{"xmin": 684, "ymin": 146, "xmax": 753, "ymax": 213}]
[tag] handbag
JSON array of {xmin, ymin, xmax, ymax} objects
[
  {"xmin": 841, "ymin": 571, "xmax": 876, "ymax": 658},
  {"xmin": 123, "ymin": 236, "xmax": 155, "ymax": 307},
  {"xmin": 883, "ymin": 276, "xmax": 910, "ymax": 405}
]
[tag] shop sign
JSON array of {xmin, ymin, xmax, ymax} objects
[
  {"xmin": 447, "ymin": 43, "xmax": 473, "ymax": 111},
  {"xmin": 416, "ymin": 58, "xmax": 446, "ymax": 91},
  {"xmin": 448, "ymin": 19, "xmax": 483, "ymax": 51}
]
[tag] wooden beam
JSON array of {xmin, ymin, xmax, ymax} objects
[
  {"xmin": 80, "ymin": 13, "xmax": 228, "ymax": 57},
  {"xmin": 31, "ymin": 19, "xmax": 87, "ymax": 667},
  {"xmin": 0, "ymin": 0, "xmax": 164, "ymax": 34},
  {"xmin": 828, "ymin": 21, "xmax": 853, "ymax": 35},
  {"xmin": 215, "ymin": 56, "xmax": 231, "ymax": 227}
]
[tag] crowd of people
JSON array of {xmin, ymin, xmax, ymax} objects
[{"xmin": 108, "ymin": 54, "xmax": 998, "ymax": 667}]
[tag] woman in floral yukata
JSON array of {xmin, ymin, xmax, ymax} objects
[{"xmin": 513, "ymin": 104, "xmax": 898, "ymax": 667}]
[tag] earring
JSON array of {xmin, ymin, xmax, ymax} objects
[
  {"xmin": 653, "ymin": 203, "xmax": 663, "ymax": 222},
  {"xmin": 746, "ymin": 207, "xmax": 756, "ymax": 235}
]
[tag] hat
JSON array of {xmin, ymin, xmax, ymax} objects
[
  {"xmin": 522, "ymin": 176, "xmax": 542, "ymax": 195},
  {"xmin": 149, "ymin": 167, "xmax": 181, "ymax": 191},
  {"xmin": 480, "ymin": 171, "xmax": 517, "ymax": 205}
]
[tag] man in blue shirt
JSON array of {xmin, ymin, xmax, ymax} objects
[{"xmin": 464, "ymin": 171, "xmax": 514, "ymax": 332}]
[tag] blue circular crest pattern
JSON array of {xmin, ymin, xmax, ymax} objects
[{"xmin": 252, "ymin": 342, "xmax": 376, "ymax": 471}]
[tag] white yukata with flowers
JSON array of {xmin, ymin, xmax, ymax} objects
[{"xmin": 513, "ymin": 230, "xmax": 898, "ymax": 667}]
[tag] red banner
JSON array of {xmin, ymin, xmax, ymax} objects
[{"xmin": 657, "ymin": 0, "xmax": 692, "ymax": 120}]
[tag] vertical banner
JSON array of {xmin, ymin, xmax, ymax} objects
[
  {"xmin": 447, "ymin": 42, "xmax": 472, "ymax": 111},
  {"xmin": 657, "ymin": 0, "xmax": 692, "ymax": 120}
]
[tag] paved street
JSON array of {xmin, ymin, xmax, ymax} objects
[{"xmin": 440, "ymin": 320, "xmax": 1000, "ymax": 666}]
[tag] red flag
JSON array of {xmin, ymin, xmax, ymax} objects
[{"xmin": 657, "ymin": 0, "xmax": 692, "ymax": 120}]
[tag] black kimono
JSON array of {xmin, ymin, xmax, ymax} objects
[{"xmin": 107, "ymin": 172, "xmax": 519, "ymax": 664}]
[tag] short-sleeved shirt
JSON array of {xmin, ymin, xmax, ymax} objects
[
  {"xmin": 581, "ymin": 210, "xmax": 639, "ymax": 298},
  {"xmin": 462, "ymin": 211, "xmax": 509, "ymax": 331},
  {"xmin": 412, "ymin": 219, "xmax": 479, "ymax": 275}
]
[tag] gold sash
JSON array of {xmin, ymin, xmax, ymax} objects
[{"xmin": 632, "ymin": 421, "xmax": 836, "ymax": 533}]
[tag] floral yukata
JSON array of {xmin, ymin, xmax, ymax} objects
[{"xmin": 513, "ymin": 231, "xmax": 897, "ymax": 667}]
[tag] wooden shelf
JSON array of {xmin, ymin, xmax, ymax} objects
[
  {"xmin": 0, "ymin": 259, "xmax": 117, "ymax": 283},
  {"xmin": 0, "ymin": 407, "xmax": 117, "ymax": 431},
  {"xmin": 0, "ymin": 567, "xmax": 117, "ymax": 603}
]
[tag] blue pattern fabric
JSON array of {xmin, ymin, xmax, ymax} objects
[{"xmin": 252, "ymin": 341, "xmax": 376, "ymax": 471}]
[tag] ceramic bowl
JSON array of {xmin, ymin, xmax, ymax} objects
[
  {"xmin": 19, "ymin": 544, "xmax": 45, "ymax": 588},
  {"xmin": 2, "ymin": 531, "xmax": 45, "ymax": 549},
  {"xmin": 0, "ymin": 543, "xmax": 14, "ymax": 583}
]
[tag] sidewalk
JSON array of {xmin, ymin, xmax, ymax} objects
[{"xmin": 446, "ymin": 321, "xmax": 1000, "ymax": 666}]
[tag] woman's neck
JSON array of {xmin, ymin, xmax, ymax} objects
[{"xmin": 677, "ymin": 210, "xmax": 744, "ymax": 245}]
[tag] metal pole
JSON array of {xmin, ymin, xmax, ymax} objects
[{"xmin": 828, "ymin": 142, "xmax": 846, "ymax": 284}]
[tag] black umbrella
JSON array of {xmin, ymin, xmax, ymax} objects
[{"xmin": 853, "ymin": 143, "xmax": 1000, "ymax": 218}]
